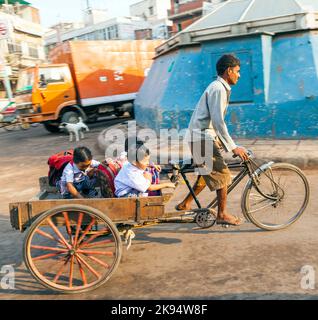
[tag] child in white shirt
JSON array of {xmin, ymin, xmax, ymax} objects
[{"xmin": 115, "ymin": 142, "xmax": 175, "ymax": 197}]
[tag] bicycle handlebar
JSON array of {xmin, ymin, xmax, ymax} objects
[{"xmin": 232, "ymin": 149, "xmax": 254, "ymax": 160}]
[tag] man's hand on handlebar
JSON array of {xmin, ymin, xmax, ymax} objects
[{"xmin": 233, "ymin": 147, "xmax": 249, "ymax": 161}]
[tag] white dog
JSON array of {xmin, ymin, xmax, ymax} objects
[{"xmin": 59, "ymin": 117, "xmax": 89, "ymax": 142}]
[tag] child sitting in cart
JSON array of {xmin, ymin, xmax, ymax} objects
[
  {"xmin": 114, "ymin": 140, "xmax": 176, "ymax": 198},
  {"xmin": 59, "ymin": 146, "xmax": 100, "ymax": 199}
]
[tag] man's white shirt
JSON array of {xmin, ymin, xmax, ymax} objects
[{"xmin": 186, "ymin": 76, "xmax": 237, "ymax": 153}]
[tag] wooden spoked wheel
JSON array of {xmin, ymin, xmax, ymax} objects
[{"xmin": 23, "ymin": 205, "xmax": 122, "ymax": 294}]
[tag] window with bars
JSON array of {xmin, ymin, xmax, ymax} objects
[
  {"xmin": 102, "ymin": 28, "xmax": 108, "ymax": 40},
  {"xmin": 7, "ymin": 41, "xmax": 22, "ymax": 54},
  {"xmin": 28, "ymin": 46, "xmax": 39, "ymax": 58},
  {"xmin": 107, "ymin": 25, "xmax": 119, "ymax": 39}
]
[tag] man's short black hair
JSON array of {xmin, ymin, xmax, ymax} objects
[
  {"xmin": 73, "ymin": 146, "xmax": 93, "ymax": 163},
  {"xmin": 216, "ymin": 54, "xmax": 240, "ymax": 76}
]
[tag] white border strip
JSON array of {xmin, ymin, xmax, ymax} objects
[{"xmin": 81, "ymin": 93, "xmax": 137, "ymax": 106}]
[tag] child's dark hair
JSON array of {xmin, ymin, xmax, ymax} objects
[
  {"xmin": 125, "ymin": 137, "xmax": 144, "ymax": 152},
  {"xmin": 136, "ymin": 143, "xmax": 150, "ymax": 162},
  {"xmin": 216, "ymin": 54, "xmax": 240, "ymax": 76},
  {"xmin": 73, "ymin": 146, "xmax": 93, "ymax": 163},
  {"xmin": 125, "ymin": 138, "xmax": 150, "ymax": 162}
]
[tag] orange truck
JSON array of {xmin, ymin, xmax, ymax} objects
[{"xmin": 15, "ymin": 40, "xmax": 162, "ymax": 132}]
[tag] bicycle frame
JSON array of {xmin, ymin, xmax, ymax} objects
[
  {"xmin": 178, "ymin": 159, "xmax": 254, "ymax": 210},
  {"xmin": 165, "ymin": 156, "xmax": 309, "ymax": 231},
  {"xmin": 163, "ymin": 158, "xmax": 277, "ymax": 209}
]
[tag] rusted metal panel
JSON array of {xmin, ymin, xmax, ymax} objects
[{"xmin": 136, "ymin": 28, "xmax": 318, "ymax": 138}]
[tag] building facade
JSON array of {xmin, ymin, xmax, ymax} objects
[
  {"xmin": 0, "ymin": 4, "xmax": 45, "ymax": 98},
  {"xmin": 45, "ymin": 16, "xmax": 151, "ymax": 53},
  {"xmin": 129, "ymin": 0, "xmax": 172, "ymax": 39},
  {"xmin": 45, "ymin": 1, "xmax": 173, "ymax": 52},
  {"xmin": 130, "ymin": 0, "xmax": 171, "ymax": 21},
  {"xmin": 168, "ymin": 0, "xmax": 227, "ymax": 34}
]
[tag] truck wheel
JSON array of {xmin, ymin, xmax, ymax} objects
[
  {"xmin": 61, "ymin": 111, "xmax": 80, "ymax": 124},
  {"xmin": 115, "ymin": 111, "xmax": 125, "ymax": 117},
  {"xmin": 43, "ymin": 122, "xmax": 60, "ymax": 133}
]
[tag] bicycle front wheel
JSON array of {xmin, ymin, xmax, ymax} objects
[{"xmin": 242, "ymin": 163, "xmax": 310, "ymax": 231}]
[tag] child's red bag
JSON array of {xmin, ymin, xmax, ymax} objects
[
  {"xmin": 96, "ymin": 160, "xmax": 123, "ymax": 198},
  {"xmin": 48, "ymin": 149, "xmax": 74, "ymax": 187}
]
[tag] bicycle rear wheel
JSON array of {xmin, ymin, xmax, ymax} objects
[{"xmin": 242, "ymin": 163, "xmax": 309, "ymax": 231}]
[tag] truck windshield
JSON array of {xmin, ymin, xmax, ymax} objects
[
  {"xmin": 39, "ymin": 67, "xmax": 66, "ymax": 84},
  {"xmin": 16, "ymin": 69, "xmax": 35, "ymax": 93}
]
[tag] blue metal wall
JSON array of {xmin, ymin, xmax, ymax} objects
[{"xmin": 134, "ymin": 31, "xmax": 318, "ymax": 138}]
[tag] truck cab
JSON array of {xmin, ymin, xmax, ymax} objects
[
  {"xmin": 15, "ymin": 63, "xmax": 135, "ymax": 133},
  {"xmin": 15, "ymin": 64, "xmax": 79, "ymax": 132}
]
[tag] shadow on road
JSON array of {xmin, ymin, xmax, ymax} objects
[
  {"xmin": 0, "ymin": 269, "xmax": 55, "ymax": 296},
  {"xmin": 135, "ymin": 223, "xmax": 265, "ymax": 235},
  {"xmin": 166, "ymin": 293, "xmax": 318, "ymax": 300},
  {"xmin": 0, "ymin": 218, "xmax": 25, "ymax": 269},
  {"xmin": 134, "ymin": 233, "xmax": 182, "ymax": 245}
]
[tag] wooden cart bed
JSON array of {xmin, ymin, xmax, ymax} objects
[{"xmin": 10, "ymin": 177, "xmax": 174, "ymax": 232}]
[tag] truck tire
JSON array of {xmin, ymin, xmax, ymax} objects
[
  {"xmin": 115, "ymin": 111, "xmax": 125, "ymax": 117},
  {"xmin": 61, "ymin": 111, "xmax": 80, "ymax": 124},
  {"xmin": 43, "ymin": 121, "xmax": 60, "ymax": 133}
]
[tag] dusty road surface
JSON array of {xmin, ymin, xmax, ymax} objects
[{"xmin": 0, "ymin": 122, "xmax": 318, "ymax": 300}]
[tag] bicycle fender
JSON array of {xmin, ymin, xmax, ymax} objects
[
  {"xmin": 240, "ymin": 161, "xmax": 274, "ymax": 222},
  {"xmin": 247, "ymin": 161, "xmax": 275, "ymax": 188}
]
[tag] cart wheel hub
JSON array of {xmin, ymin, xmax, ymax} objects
[{"xmin": 69, "ymin": 249, "xmax": 76, "ymax": 256}]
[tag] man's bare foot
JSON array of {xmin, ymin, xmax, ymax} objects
[
  {"xmin": 216, "ymin": 213, "xmax": 242, "ymax": 226},
  {"xmin": 175, "ymin": 203, "xmax": 191, "ymax": 211}
]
